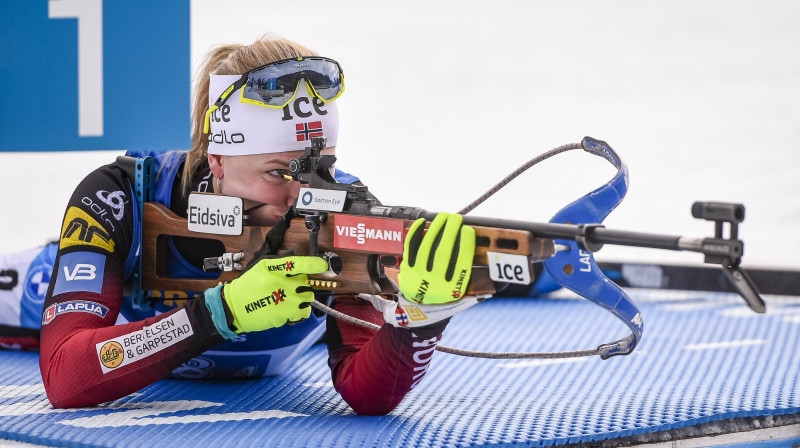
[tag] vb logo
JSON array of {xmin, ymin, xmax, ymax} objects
[{"xmin": 63, "ymin": 264, "xmax": 96, "ymax": 281}]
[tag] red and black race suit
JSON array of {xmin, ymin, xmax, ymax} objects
[
  {"xmin": 40, "ymin": 159, "xmax": 447, "ymax": 414},
  {"xmin": 327, "ymin": 297, "xmax": 448, "ymax": 415},
  {"xmin": 39, "ymin": 163, "xmax": 224, "ymax": 408}
]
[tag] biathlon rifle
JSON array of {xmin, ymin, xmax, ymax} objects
[{"xmin": 129, "ymin": 136, "xmax": 765, "ymax": 359}]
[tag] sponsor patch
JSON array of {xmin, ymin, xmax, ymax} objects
[
  {"xmin": 296, "ymin": 187, "xmax": 346, "ymax": 212},
  {"xmin": 333, "ymin": 215, "xmax": 405, "ymax": 253},
  {"xmin": 42, "ymin": 300, "xmax": 109, "ymax": 325},
  {"xmin": 52, "ymin": 251, "xmax": 106, "ymax": 296},
  {"xmin": 187, "ymin": 193, "xmax": 243, "ymax": 236},
  {"xmin": 403, "ymin": 305, "xmax": 428, "ymax": 322},
  {"xmin": 487, "ymin": 251, "xmax": 532, "ymax": 285},
  {"xmin": 60, "ymin": 206, "xmax": 115, "ymax": 253},
  {"xmin": 96, "ymin": 309, "xmax": 194, "ymax": 374},
  {"xmin": 81, "ymin": 196, "xmax": 117, "ymax": 232},
  {"xmin": 95, "ymin": 190, "xmax": 128, "ymax": 220},
  {"xmin": 99, "ymin": 341, "xmax": 124, "ymax": 369}
]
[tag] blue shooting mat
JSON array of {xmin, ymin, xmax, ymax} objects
[{"xmin": 1, "ymin": 290, "xmax": 799, "ymax": 447}]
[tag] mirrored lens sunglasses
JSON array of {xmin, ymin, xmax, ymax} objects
[{"xmin": 204, "ymin": 56, "xmax": 345, "ymax": 133}]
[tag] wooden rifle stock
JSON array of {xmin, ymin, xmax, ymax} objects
[{"xmin": 142, "ymin": 202, "xmax": 555, "ymax": 296}]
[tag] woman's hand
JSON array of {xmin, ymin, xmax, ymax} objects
[
  {"xmin": 398, "ymin": 213, "xmax": 475, "ymax": 304},
  {"xmin": 222, "ymin": 256, "xmax": 328, "ymax": 333}
]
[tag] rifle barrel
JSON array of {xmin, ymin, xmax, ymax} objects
[
  {"xmin": 461, "ymin": 216, "xmax": 703, "ymax": 254},
  {"xmin": 592, "ymin": 228, "xmax": 684, "ymax": 251}
]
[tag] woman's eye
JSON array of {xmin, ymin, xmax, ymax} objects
[
  {"xmin": 264, "ymin": 169, "xmax": 292, "ymax": 182},
  {"xmin": 266, "ymin": 169, "xmax": 289, "ymax": 177}
]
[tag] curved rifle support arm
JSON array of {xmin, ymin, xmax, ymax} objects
[{"xmin": 543, "ymin": 137, "xmax": 642, "ymax": 359}]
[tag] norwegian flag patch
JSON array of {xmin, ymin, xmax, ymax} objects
[
  {"xmin": 296, "ymin": 121, "xmax": 324, "ymax": 142},
  {"xmin": 395, "ymin": 307, "xmax": 409, "ymax": 327}
]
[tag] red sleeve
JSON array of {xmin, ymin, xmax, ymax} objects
[
  {"xmin": 326, "ymin": 296, "xmax": 448, "ymax": 416},
  {"xmin": 39, "ymin": 164, "xmax": 225, "ymax": 409}
]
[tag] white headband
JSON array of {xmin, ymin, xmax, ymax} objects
[{"xmin": 207, "ymin": 74, "xmax": 339, "ymax": 155}]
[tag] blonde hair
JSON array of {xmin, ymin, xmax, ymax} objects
[{"xmin": 183, "ymin": 36, "xmax": 317, "ymax": 194}]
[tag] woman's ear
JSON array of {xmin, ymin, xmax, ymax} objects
[{"xmin": 208, "ymin": 154, "xmax": 224, "ymax": 179}]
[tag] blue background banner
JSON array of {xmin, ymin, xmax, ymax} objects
[{"xmin": 0, "ymin": 0, "xmax": 190, "ymax": 151}]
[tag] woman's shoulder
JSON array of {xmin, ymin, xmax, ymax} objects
[{"xmin": 124, "ymin": 150, "xmax": 188, "ymax": 168}]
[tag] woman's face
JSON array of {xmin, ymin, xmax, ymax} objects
[{"xmin": 212, "ymin": 147, "xmax": 335, "ymax": 226}]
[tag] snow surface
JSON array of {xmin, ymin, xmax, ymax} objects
[{"xmin": 2, "ymin": 0, "xmax": 798, "ymax": 270}]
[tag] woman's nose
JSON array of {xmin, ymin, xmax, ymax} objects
[{"xmin": 286, "ymin": 181, "xmax": 302, "ymax": 207}]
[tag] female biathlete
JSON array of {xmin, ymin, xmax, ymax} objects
[{"xmin": 1, "ymin": 36, "xmax": 479, "ymax": 415}]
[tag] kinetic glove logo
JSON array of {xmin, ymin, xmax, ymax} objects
[
  {"xmin": 244, "ymin": 289, "xmax": 286, "ymax": 313},
  {"xmin": 267, "ymin": 261, "xmax": 294, "ymax": 272},
  {"xmin": 452, "ymin": 269, "xmax": 469, "ymax": 298},
  {"xmin": 413, "ymin": 280, "xmax": 430, "ymax": 302}
]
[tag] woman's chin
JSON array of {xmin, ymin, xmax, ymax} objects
[{"xmin": 246, "ymin": 211, "xmax": 284, "ymax": 227}]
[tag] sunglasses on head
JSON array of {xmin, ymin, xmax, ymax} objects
[{"xmin": 204, "ymin": 56, "xmax": 345, "ymax": 133}]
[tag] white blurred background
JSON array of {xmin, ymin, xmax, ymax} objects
[{"xmin": 2, "ymin": 0, "xmax": 798, "ymax": 269}]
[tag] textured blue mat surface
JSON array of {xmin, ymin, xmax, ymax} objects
[{"xmin": 1, "ymin": 291, "xmax": 799, "ymax": 447}]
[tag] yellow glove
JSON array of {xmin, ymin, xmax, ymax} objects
[
  {"xmin": 398, "ymin": 212, "xmax": 475, "ymax": 304},
  {"xmin": 221, "ymin": 256, "xmax": 328, "ymax": 334}
]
